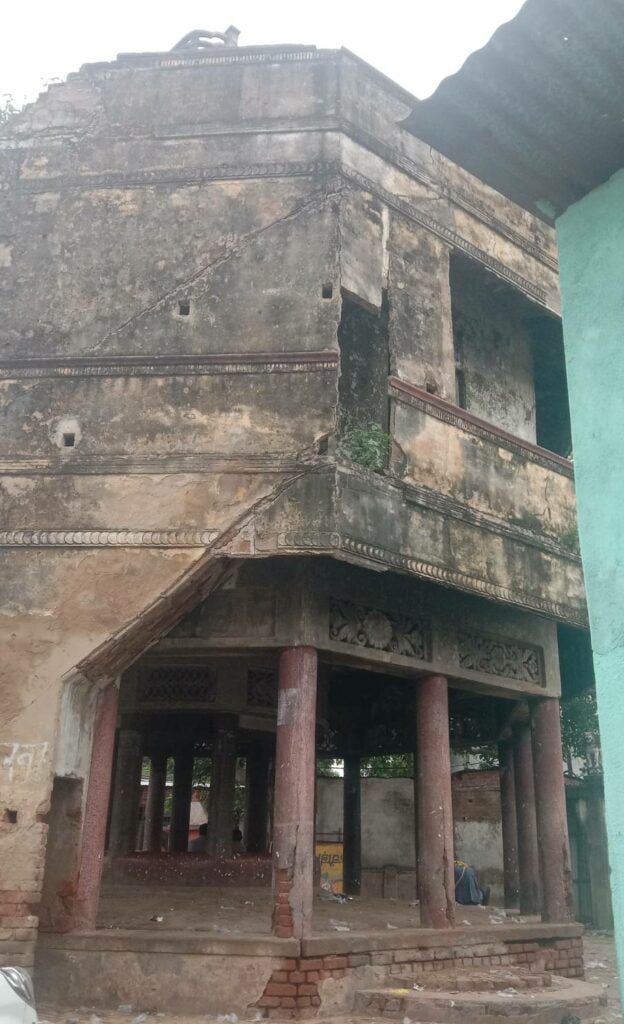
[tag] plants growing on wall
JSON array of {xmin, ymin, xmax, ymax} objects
[{"xmin": 339, "ymin": 422, "xmax": 390, "ymax": 471}]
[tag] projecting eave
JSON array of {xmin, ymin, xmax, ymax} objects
[{"xmin": 402, "ymin": 0, "xmax": 624, "ymax": 220}]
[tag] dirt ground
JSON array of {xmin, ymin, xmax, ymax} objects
[
  {"xmin": 37, "ymin": 930, "xmax": 621, "ymax": 1024},
  {"xmin": 96, "ymin": 883, "xmax": 514, "ymax": 935}
]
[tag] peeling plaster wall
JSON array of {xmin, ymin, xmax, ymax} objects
[{"xmin": 0, "ymin": 44, "xmax": 580, "ymax": 967}]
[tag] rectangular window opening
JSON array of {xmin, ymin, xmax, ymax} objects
[
  {"xmin": 62, "ymin": 432, "xmax": 75, "ymax": 448},
  {"xmin": 178, "ymin": 300, "xmax": 191, "ymax": 316}
]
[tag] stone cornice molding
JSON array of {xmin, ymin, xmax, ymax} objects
[
  {"xmin": 0, "ymin": 529, "xmax": 218, "ymax": 547},
  {"xmin": 0, "ymin": 453, "xmax": 302, "ymax": 476},
  {"xmin": 0, "ymin": 350, "xmax": 338, "ymax": 381}
]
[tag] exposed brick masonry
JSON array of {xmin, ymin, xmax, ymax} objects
[
  {"xmin": 0, "ymin": 820, "xmax": 47, "ymax": 968},
  {"xmin": 253, "ymin": 938, "xmax": 584, "ymax": 1019}
]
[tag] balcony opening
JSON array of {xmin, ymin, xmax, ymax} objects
[
  {"xmin": 337, "ymin": 290, "xmax": 390, "ymax": 469},
  {"xmin": 529, "ymin": 314, "xmax": 572, "ymax": 457},
  {"xmin": 450, "ymin": 253, "xmax": 572, "ymax": 456}
]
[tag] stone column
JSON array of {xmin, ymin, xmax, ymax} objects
[
  {"xmin": 207, "ymin": 714, "xmax": 238, "ymax": 859},
  {"xmin": 169, "ymin": 751, "xmax": 194, "ymax": 852},
  {"xmin": 512, "ymin": 721, "xmax": 542, "ymax": 915},
  {"xmin": 74, "ymin": 683, "xmax": 119, "ymax": 930},
  {"xmin": 108, "ymin": 725, "xmax": 143, "ymax": 858},
  {"xmin": 343, "ymin": 752, "xmax": 362, "ymax": 896},
  {"xmin": 532, "ymin": 698, "xmax": 574, "ymax": 921},
  {"xmin": 143, "ymin": 752, "xmax": 167, "ymax": 853},
  {"xmin": 246, "ymin": 740, "xmax": 271, "ymax": 854},
  {"xmin": 498, "ymin": 740, "xmax": 520, "ymax": 909},
  {"xmin": 272, "ymin": 647, "xmax": 318, "ymax": 938},
  {"xmin": 416, "ymin": 674, "xmax": 455, "ymax": 928}
]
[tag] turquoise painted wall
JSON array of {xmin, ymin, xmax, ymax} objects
[{"xmin": 558, "ymin": 168, "xmax": 624, "ymax": 996}]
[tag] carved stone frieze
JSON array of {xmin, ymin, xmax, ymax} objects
[
  {"xmin": 138, "ymin": 666, "xmax": 217, "ymax": 704},
  {"xmin": 329, "ymin": 597, "xmax": 429, "ymax": 659},
  {"xmin": 457, "ymin": 630, "xmax": 545, "ymax": 685},
  {"xmin": 0, "ymin": 529, "xmax": 217, "ymax": 547},
  {"xmin": 247, "ymin": 669, "xmax": 277, "ymax": 708}
]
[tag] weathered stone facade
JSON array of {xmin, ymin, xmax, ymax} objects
[{"xmin": 0, "ymin": 34, "xmax": 582, "ymax": 1006}]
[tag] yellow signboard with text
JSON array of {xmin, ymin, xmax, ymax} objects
[{"xmin": 316, "ymin": 841, "xmax": 343, "ymax": 894}]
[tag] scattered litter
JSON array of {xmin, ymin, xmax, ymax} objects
[
  {"xmin": 149, "ymin": 915, "xmax": 164, "ymax": 923},
  {"xmin": 330, "ymin": 918, "xmax": 350, "ymax": 931},
  {"xmin": 449, "ymin": 999, "xmax": 456, "ymax": 1007},
  {"xmin": 386, "ymin": 923, "xmax": 398, "ymax": 929},
  {"xmin": 216, "ymin": 1014, "xmax": 238, "ymax": 1024},
  {"xmin": 408, "ymin": 900, "xmax": 419, "ymax": 907},
  {"xmin": 402, "ymin": 1016, "xmax": 411, "ymax": 1024},
  {"xmin": 497, "ymin": 988, "xmax": 517, "ymax": 998},
  {"xmin": 319, "ymin": 881, "xmax": 351, "ymax": 902},
  {"xmin": 587, "ymin": 960, "xmax": 608, "ymax": 969},
  {"xmin": 489, "ymin": 916, "xmax": 504, "ymax": 924},
  {"xmin": 117, "ymin": 1006, "xmax": 133, "ymax": 1014},
  {"xmin": 131, "ymin": 1015, "xmax": 148, "ymax": 1024},
  {"xmin": 220, "ymin": 906, "xmax": 236, "ymax": 911},
  {"xmin": 412, "ymin": 984, "xmax": 424, "ymax": 991},
  {"xmin": 462, "ymin": 919, "xmax": 472, "ymax": 926},
  {"xmin": 244, "ymin": 900, "xmax": 254, "ymax": 906},
  {"xmin": 88, "ymin": 1016, "xmax": 104, "ymax": 1024}
]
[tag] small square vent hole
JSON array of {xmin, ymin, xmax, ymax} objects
[
  {"xmin": 178, "ymin": 300, "xmax": 191, "ymax": 316},
  {"xmin": 62, "ymin": 432, "xmax": 76, "ymax": 448}
]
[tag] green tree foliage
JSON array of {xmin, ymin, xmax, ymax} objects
[
  {"xmin": 361, "ymin": 754, "xmax": 413, "ymax": 777},
  {"xmin": 561, "ymin": 690, "xmax": 600, "ymax": 770}
]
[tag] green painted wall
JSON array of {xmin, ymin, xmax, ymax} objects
[{"xmin": 558, "ymin": 168, "xmax": 624, "ymax": 995}]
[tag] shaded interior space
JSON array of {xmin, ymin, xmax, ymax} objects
[
  {"xmin": 96, "ymin": 883, "xmax": 513, "ymax": 935},
  {"xmin": 450, "ymin": 252, "xmax": 572, "ymax": 455},
  {"xmin": 90, "ymin": 661, "xmax": 517, "ymax": 936},
  {"xmin": 337, "ymin": 288, "xmax": 390, "ymax": 440},
  {"xmin": 37, "ymin": 556, "xmax": 580, "ymax": 952}
]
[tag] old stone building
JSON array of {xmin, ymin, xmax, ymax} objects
[{"xmin": 0, "ymin": 27, "xmax": 598, "ymax": 1018}]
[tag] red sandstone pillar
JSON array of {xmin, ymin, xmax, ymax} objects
[
  {"xmin": 416, "ymin": 675, "xmax": 455, "ymax": 928},
  {"xmin": 107, "ymin": 726, "xmax": 143, "ymax": 858},
  {"xmin": 512, "ymin": 721, "xmax": 542, "ymax": 915},
  {"xmin": 498, "ymin": 740, "xmax": 520, "ymax": 910},
  {"xmin": 143, "ymin": 752, "xmax": 167, "ymax": 853},
  {"xmin": 74, "ymin": 682, "xmax": 119, "ymax": 930},
  {"xmin": 272, "ymin": 647, "xmax": 317, "ymax": 938},
  {"xmin": 532, "ymin": 698, "xmax": 574, "ymax": 922},
  {"xmin": 207, "ymin": 714, "xmax": 238, "ymax": 859},
  {"xmin": 169, "ymin": 751, "xmax": 194, "ymax": 852}
]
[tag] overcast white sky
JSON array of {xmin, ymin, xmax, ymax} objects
[{"xmin": 1, "ymin": 0, "xmax": 524, "ymax": 107}]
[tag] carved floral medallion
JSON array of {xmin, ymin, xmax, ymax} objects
[{"xmin": 329, "ymin": 598, "xmax": 428, "ymax": 659}]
